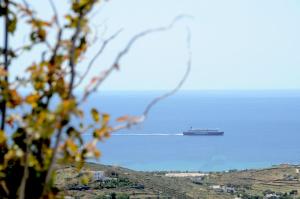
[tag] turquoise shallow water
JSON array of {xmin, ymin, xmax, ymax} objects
[{"xmin": 83, "ymin": 91, "xmax": 300, "ymax": 171}]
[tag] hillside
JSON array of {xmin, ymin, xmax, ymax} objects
[{"xmin": 55, "ymin": 163, "xmax": 300, "ymax": 199}]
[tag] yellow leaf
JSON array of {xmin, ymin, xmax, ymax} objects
[
  {"xmin": 102, "ymin": 113, "xmax": 110, "ymax": 125},
  {"xmin": 66, "ymin": 139, "xmax": 77, "ymax": 153},
  {"xmin": 91, "ymin": 108, "xmax": 99, "ymax": 122},
  {"xmin": 25, "ymin": 93, "xmax": 39, "ymax": 107},
  {"xmin": 94, "ymin": 149, "xmax": 101, "ymax": 158},
  {"xmin": 4, "ymin": 150, "xmax": 15, "ymax": 161},
  {"xmin": 81, "ymin": 175, "xmax": 90, "ymax": 185},
  {"xmin": 0, "ymin": 130, "xmax": 6, "ymax": 144},
  {"xmin": 94, "ymin": 128, "xmax": 106, "ymax": 138},
  {"xmin": 7, "ymin": 90, "xmax": 22, "ymax": 108},
  {"xmin": 28, "ymin": 154, "xmax": 40, "ymax": 169}
]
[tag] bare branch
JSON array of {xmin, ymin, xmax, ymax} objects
[
  {"xmin": 48, "ymin": 0, "xmax": 61, "ymax": 28},
  {"xmin": 143, "ymin": 27, "xmax": 191, "ymax": 117},
  {"xmin": 81, "ymin": 15, "xmax": 191, "ymax": 102},
  {"xmin": 68, "ymin": 1, "xmax": 97, "ymax": 98},
  {"xmin": 90, "ymin": 1, "xmax": 107, "ymax": 20},
  {"xmin": 1, "ymin": 0, "xmax": 10, "ymax": 130},
  {"xmin": 42, "ymin": 127, "xmax": 64, "ymax": 196},
  {"xmin": 18, "ymin": 142, "xmax": 30, "ymax": 199},
  {"xmin": 111, "ymin": 27, "xmax": 192, "ymax": 132},
  {"xmin": 21, "ymin": 0, "xmax": 29, "ymax": 9},
  {"xmin": 74, "ymin": 29, "xmax": 123, "ymax": 88},
  {"xmin": 68, "ymin": 13, "xmax": 83, "ymax": 98}
]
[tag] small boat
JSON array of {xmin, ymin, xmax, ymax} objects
[{"xmin": 183, "ymin": 128, "xmax": 224, "ymax": 136}]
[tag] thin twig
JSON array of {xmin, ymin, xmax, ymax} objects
[
  {"xmin": 74, "ymin": 29, "xmax": 123, "ymax": 88},
  {"xmin": 143, "ymin": 27, "xmax": 191, "ymax": 117},
  {"xmin": 111, "ymin": 27, "xmax": 192, "ymax": 132},
  {"xmin": 48, "ymin": 0, "xmax": 60, "ymax": 28},
  {"xmin": 81, "ymin": 15, "xmax": 190, "ymax": 102},
  {"xmin": 21, "ymin": 0, "xmax": 29, "ymax": 9},
  {"xmin": 68, "ymin": 9, "xmax": 87, "ymax": 97},
  {"xmin": 67, "ymin": 0, "xmax": 98, "ymax": 98}
]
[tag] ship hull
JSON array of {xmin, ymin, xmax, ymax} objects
[{"xmin": 183, "ymin": 131, "xmax": 224, "ymax": 136}]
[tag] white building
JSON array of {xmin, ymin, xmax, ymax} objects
[
  {"xmin": 264, "ymin": 193, "xmax": 280, "ymax": 199},
  {"xmin": 79, "ymin": 170, "xmax": 106, "ymax": 181},
  {"xmin": 91, "ymin": 171, "xmax": 106, "ymax": 181}
]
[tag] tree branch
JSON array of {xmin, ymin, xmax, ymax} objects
[
  {"xmin": 81, "ymin": 15, "xmax": 190, "ymax": 102},
  {"xmin": 74, "ymin": 29, "xmax": 123, "ymax": 88},
  {"xmin": 1, "ymin": 0, "xmax": 10, "ymax": 130},
  {"xmin": 42, "ymin": 126, "xmax": 64, "ymax": 196},
  {"xmin": 143, "ymin": 28, "xmax": 191, "ymax": 116},
  {"xmin": 111, "ymin": 27, "xmax": 192, "ymax": 132},
  {"xmin": 68, "ymin": 0, "xmax": 98, "ymax": 98},
  {"xmin": 18, "ymin": 141, "xmax": 30, "ymax": 199},
  {"xmin": 48, "ymin": 0, "xmax": 60, "ymax": 28},
  {"xmin": 68, "ymin": 13, "xmax": 83, "ymax": 98},
  {"xmin": 43, "ymin": 0, "xmax": 98, "ymax": 195}
]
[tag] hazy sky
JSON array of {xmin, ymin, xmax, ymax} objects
[{"xmin": 7, "ymin": 0, "xmax": 300, "ymax": 90}]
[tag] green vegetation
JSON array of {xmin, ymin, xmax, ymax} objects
[{"xmin": 55, "ymin": 163, "xmax": 300, "ymax": 199}]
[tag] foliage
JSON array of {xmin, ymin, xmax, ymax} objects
[
  {"xmin": 0, "ymin": 0, "xmax": 118, "ymax": 198},
  {"xmin": 0, "ymin": 0, "xmax": 191, "ymax": 198}
]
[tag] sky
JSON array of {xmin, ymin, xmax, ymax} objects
[{"xmin": 5, "ymin": 0, "xmax": 300, "ymax": 90}]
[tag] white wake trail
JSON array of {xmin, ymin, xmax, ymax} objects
[{"xmin": 112, "ymin": 133, "xmax": 183, "ymax": 136}]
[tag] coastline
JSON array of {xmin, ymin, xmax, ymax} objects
[{"xmin": 56, "ymin": 162, "xmax": 300, "ymax": 199}]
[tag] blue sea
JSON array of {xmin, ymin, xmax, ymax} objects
[{"xmin": 83, "ymin": 90, "xmax": 300, "ymax": 171}]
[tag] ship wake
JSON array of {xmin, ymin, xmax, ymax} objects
[{"xmin": 112, "ymin": 133, "xmax": 183, "ymax": 136}]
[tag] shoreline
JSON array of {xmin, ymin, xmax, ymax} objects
[
  {"xmin": 90, "ymin": 161, "xmax": 300, "ymax": 173},
  {"xmin": 56, "ymin": 162, "xmax": 300, "ymax": 199}
]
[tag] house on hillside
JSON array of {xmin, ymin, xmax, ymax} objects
[
  {"xmin": 264, "ymin": 193, "xmax": 280, "ymax": 199},
  {"xmin": 79, "ymin": 170, "xmax": 106, "ymax": 182},
  {"xmin": 92, "ymin": 171, "xmax": 106, "ymax": 181}
]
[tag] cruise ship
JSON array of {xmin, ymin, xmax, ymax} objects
[{"xmin": 183, "ymin": 128, "xmax": 224, "ymax": 136}]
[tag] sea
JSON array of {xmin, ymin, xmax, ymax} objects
[{"xmin": 82, "ymin": 90, "xmax": 300, "ymax": 172}]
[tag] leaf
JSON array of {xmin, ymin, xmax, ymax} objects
[
  {"xmin": 102, "ymin": 113, "xmax": 110, "ymax": 125},
  {"xmin": 93, "ymin": 127, "xmax": 106, "ymax": 138},
  {"xmin": 7, "ymin": 89, "xmax": 22, "ymax": 108},
  {"xmin": 116, "ymin": 115, "xmax": 130, "ymax": 123},
  {"xmin": 0, "ymin": 67, "xmax": 7, "ymax": 76},
  {"xmin": 66, "ymin": 139, "xmax": 77, "ymax": 153},
  {"xmin": 6, "ymin": 116, "xmax": 14, "ymax": 128},
  {"xmin": 37, "ymin": 28, "xmax": 46, "ymax": 41},
  {"xmin": 25, "ymin": 93, "xmax": 39, "ymax": 107},
  {"xmin": 75, "ymin": 109, "xmax": 84, "ymax": 118},
  {"xmin": 0, "ymin": 130, "xmax": 6, "ymax": 144},
  {"xmin": 28, "ymin": 154, "xmax": 40, "ymax": 168},
  {"xmin": 60, "ymin": 99, "xmax": 76, "ymax": 113},
  {"xmin": 8, "ymin": 12, "xmax": 17, "ymax": 34},
  {"xmin": 94, "ymin": 149, "xmax": 101, "ymax": 158},
  {"xmin": 81, "ymin": 175, "xmax": 90, "ymax": 185},
  {"xmin": 91, "ymin": 108, "xmax": 99, "ymax": 122}
]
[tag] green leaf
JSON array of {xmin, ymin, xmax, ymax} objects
[{"xmin": 8, "ymin": 12, "xmax": 17, "ymax": 34}]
